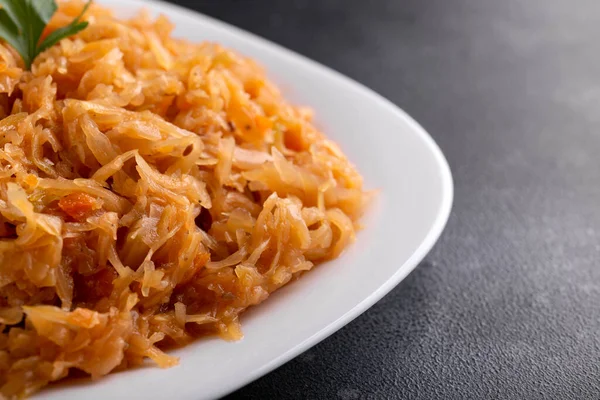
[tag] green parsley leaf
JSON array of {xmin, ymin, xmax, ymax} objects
[
  {"xmin": 0, "ymin": 0, "xmax": 91, "ymax": 69},
  {"xmin": 38, "ymin": 0, "xmax": 91, "ymax": 53}
]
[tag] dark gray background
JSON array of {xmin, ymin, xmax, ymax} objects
[{"xmin": 169, "ymin": 0, "xmax": 600, "ymax": 398}]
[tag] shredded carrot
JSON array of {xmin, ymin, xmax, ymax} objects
[{"xmin": 58, "ymin": 192, "xmax": 102, "ymax": 220}]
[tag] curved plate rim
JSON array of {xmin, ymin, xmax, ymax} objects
[{"xmin": 40, "ymin": 1, "xmax": 454, "ymax": 398}]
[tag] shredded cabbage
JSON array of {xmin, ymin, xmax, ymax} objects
[{"xmin": 0, "ymin": 1, "xmax": 370, "ymax": 397}]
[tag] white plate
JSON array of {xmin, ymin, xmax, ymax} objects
[{"xmin": 41, "ymin": 1, "xmax": 453, "ymax": 399}]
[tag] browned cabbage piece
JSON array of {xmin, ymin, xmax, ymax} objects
[{"xmin": 0, "ymin": 0, "xmax": 369, "ymax": 397}]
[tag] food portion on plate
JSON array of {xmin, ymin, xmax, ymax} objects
[{"xmin": 0, "ymin": 0, "xmax": 369, "ymax": 397}]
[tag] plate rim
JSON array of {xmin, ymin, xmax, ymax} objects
[
  {"xmin": 156, "ymin": 0, "xmax": 456, "ymax": 392},
  {"xmin": 46, "ymin": 0, "xmax": 454, "ymax": 398}
]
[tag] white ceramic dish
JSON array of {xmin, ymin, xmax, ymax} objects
[{"xmin": 41, "ymin": 0, "xmax": 453, "ymax": 399}]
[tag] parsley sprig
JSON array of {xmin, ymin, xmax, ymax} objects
[{"xmin": 0, "ymin": 0, "xmax": 92, "ymax": 69}]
